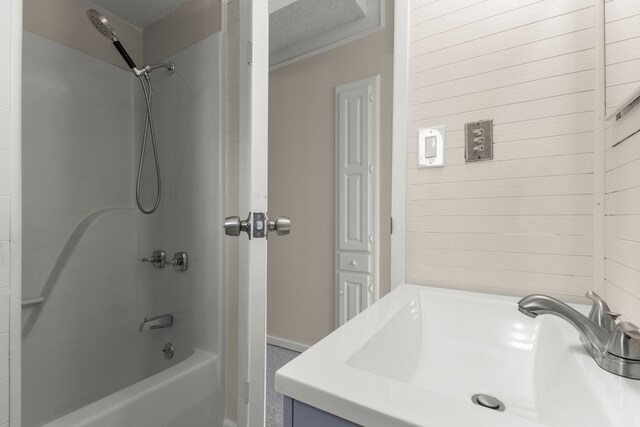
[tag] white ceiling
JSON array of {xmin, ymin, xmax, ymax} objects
[
  {"xmin": 89, "ymin": 0, "xmax": 382, "ymax": 67},
  {"xmin": 270, "ymin": 0, "xmax": 382, "ymax": 67},
  {"xmin": 90, "ymin": 0, "xmax": 186, "ymax": 29},
  {"xmin": 270, "ymin": 0, "xmax": 366, "ymax": 54}
]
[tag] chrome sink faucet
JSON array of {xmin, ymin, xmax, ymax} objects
[
  {"xmin": 139, "ymin": 314, "xmax": 174, "ymax": 333},
  {"xmin": 518, "ymin": 292, "xmax": 640, "ymax": 380}
]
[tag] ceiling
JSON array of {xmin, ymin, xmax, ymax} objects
[
  {"xmin": 270, "ymin": 0, "xmax": 366, "ymax": 54},
  {"xmin": 270, "ymin": 0, "xmax": 382, "ymax": 67},
  {"xmin": 90, "ymin": 0, "xmax": 186, "ymax": 29},
  {"xmin": 89, "ymin": 0, "xmax": 383, "ymax": 67},
  {"xmin": 89, "ymin": 0, "xmax": 295, "ymax": 29}
]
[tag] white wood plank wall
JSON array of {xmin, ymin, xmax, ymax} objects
[
  {"xmin": 604, "ymin": 0, "xmax": 640, "ymax": 116},
  {"xmin": 406, "ymin": 0, "xmax": 596, "ymax": 298},
  {"xmin": 603, "ymin": 0, "xmax": 640, "ymax": 324}
]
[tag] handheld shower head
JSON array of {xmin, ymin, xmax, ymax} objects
[
  {"xmin": 86, "ymin": 8, "xmax": 138, "ymax": 70},
  {"xmin": 86, "ymin": 9, "xmax": 115, "ymax": 41}
]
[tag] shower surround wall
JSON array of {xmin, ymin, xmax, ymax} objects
[
  {"xmin": 406, "ymin": 0, "xmax": 597, "ymax": 300},
  {"xmin": 21, "ymin": 32, "xmax": 153, "ymax": 426},
  {"xmin": 21, "ymin": 8, "xmax": 225, "ymax": 427}
]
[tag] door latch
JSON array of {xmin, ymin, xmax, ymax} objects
[{"xmin": 223, "ymin": 213, "xmax": 291, "ymax": 239}]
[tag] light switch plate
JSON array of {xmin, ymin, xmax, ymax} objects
[
  {"xmin": 465, "ymin": 119, "xmax": 493, "ymax": 162},
  {"xmin": 418, "ymin": 126, "xmax": 445, "ymax": 168}
]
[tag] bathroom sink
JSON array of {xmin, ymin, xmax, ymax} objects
[{"xmin": 275, "ymin": 285, "xmax": 640, "ymax": 427}]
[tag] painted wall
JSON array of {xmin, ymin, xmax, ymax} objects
[
  {"xmin": 405, "ymin": 0, "xmax": 596, "ymax": 300},
  {"xmin": 267, "ymin": 0, "xmax": 393, "ymax": 347},
  {"xmin": 143, "ymin": 0, "xmax": 222, "ymax": 64},
  {"xmin": 23, "ymin": 0, "xmax": 143, "ymax": 70},
  {"xmin": 603, "ymin": 0, "xmax": 640, "ymax": 324}
]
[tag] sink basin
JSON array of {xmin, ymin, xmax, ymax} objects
[{"xmin": 275, "ymin": 285, "xmax": 640, "ymax": 427}]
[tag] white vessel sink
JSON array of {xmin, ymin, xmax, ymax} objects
[{"xmin": 275, "ymin": 285, "xmax": 640, "ymax": 427}]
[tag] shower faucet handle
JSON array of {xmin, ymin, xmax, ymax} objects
[
  {"xmin": 167, "ymin": 251, "xmax": 188, "ymax": 271},
  {"xmin": 140, "ymin": 250, "xmax": 166, "ymax": 268}
]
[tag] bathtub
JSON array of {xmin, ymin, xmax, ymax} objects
[{"xmin": 42, "ymin": 349, "xmax": 221, "ymax": 427}]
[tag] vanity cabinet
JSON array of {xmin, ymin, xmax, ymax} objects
[{"xmin": 283, "ymin": 397, "xmax": 361, "ymax": 427}]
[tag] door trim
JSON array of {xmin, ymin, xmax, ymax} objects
[
  {"xmin": 391, "ymin": 0, "xmax": 409, "ymax": 290},
  {"xmin": 237, "ymin": 1, "xmax": 269, "ymax": 426},
  {"xmin": 334, "ymin": 75, "xmax": 380, "ymax": 327}
]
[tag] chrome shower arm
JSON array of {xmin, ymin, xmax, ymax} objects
[{"xmin": 133, "ymin": 62, "xmax": 176, "ymax": 77}]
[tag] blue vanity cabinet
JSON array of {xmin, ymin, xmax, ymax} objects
[{"xmin": 283, "ymin": 397, "xmax": 362, "ymax": 427}]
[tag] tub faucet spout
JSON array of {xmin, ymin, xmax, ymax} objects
[{"xmin": 139, "ymin": 314, "xmax": 173, "ymax": 333}]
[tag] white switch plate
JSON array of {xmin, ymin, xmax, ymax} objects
[{"xmin": 418, "ymin": 126, "xmax": 445, "ymax": 168}]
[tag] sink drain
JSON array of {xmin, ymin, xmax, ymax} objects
[{"xmin": 471, "ymin": 394, "xmax": 505, "ymax": 412}]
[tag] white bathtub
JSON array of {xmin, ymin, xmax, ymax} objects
[{"xmin": 43, "ymin": 349, "xmax": 221, "ymax": 427}]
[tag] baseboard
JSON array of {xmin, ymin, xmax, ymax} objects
[
  {"xmin": 222, "ymin": 418, "xmax": 237, "ymax": 427},
  {"xmin": 267, "ymin": 335, "xmax": 309, "ymax": 353}
]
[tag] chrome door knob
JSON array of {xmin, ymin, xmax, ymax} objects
[
  {"xmin": 223, "ymin": 213, "xmax": 251, "ymax": 238},
  {"xmin": 267, "ymin": 216, "xmax": 291, "ymax": 236}
]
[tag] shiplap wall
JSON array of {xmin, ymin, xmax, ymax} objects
[
  {"xmin": 603, "ymin": 0, "xmax": 640, "ymax": 324},
  {"xmin": 406, "ymin": 0, "xmax": 596, "ymax": 298},
  {"xmin": 604, "ymin": 0, "xmax": 640, "ymax": 116},
  {"xmin": 225, "ymin": 0, "xmax": 240, "ymax": 422},
  {"xmin": 0, "ymin": 0, "xmax": 11, "ymax": 424}
]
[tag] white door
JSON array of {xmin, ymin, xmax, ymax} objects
[
  {"xmin": 233, "ymin": 2, "xmax": 270, "ymax": 426},
  {"xmin": 335, "ymin": 76, "xmax": 380, "ymax": 327}
]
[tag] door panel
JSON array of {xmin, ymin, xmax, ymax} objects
[
  {"xmin": 338, "ymin": 86, "xmax": 371, "ymax": 253},
  {"xmin": 338, "ymin": 272, "xmax": 370, "ymax": 325},
  {"xmin": 335, "ymin": 76, "xmax": 380, "ymax": 328}
]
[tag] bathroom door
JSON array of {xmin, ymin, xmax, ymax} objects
[{"xmin": 236, "ymin": 1, "xmax": 269, "ymax": 426}]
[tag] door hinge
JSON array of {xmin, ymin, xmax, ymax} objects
[
  {"xmin": 370, "ymin": 93, "xmax": 374, "ymax": 103},
  {"xmin": 247, "ymin": 41, "xmax": 253, "ymax": 65},
  {"xmin": 390, "ymin": 217, "xmax": 393, "ymax": 235},
  {"xmin": 244, "ymin": 381, "xmax": 250, "ymax": 404}
]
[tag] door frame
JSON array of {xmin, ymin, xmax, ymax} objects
[
  {"xmin": 237, "ymin": 1, "xmax": 269, "ymax": 426},
  {"xmin": 334, "ymin": 75, "xmax": 380, "ymax": 327},
  {"xmin": 390, "ymin": 0, "xmax": 409, "ymax": 289}
]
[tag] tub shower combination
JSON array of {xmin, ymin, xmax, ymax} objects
[{"xmin": 22, "ymin": 7, "xmax": 226, "ymax": 427}]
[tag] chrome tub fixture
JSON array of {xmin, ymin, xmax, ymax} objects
[{"xmin": 139, "ymin": 314, "xmax": 174, "ymax": 333}]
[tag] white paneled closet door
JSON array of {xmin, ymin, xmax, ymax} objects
[{"xmin": 335, "ymin": 76, "xmax": 379, "ymax": 327}]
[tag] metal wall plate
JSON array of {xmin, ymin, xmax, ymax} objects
[{"xmin": 465, "ymin": 119, "xmax": 493, "ymax": 162}]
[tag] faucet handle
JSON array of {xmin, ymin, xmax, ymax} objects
[
  {"xmin": 140, "ymin": 250, "xmax": 166, "ymax": 269},
  {"xmin": 585, "ymin": 291, "xmax": 619, "ymax": 331},
  {"xmin": 606, "ymin": 321, "xmax": 640, "ymax": 361}
]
